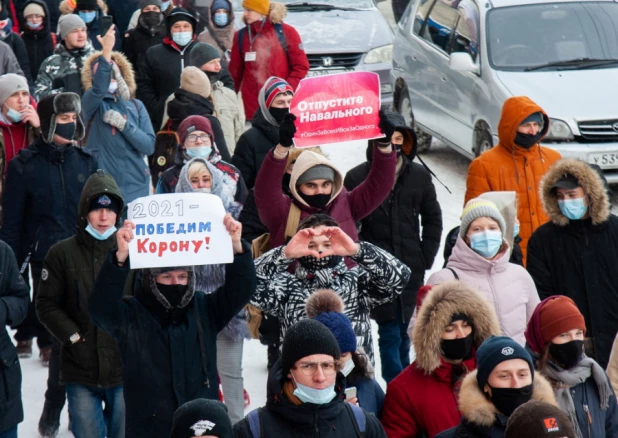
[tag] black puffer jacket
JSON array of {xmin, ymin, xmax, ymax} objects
[
  {"xmin": 19, "ymin": 0, "xmax": 55, "ymax": 82},
  {"xmin": 344, "ymin": 144, "xmax": 442, "ymax": 323},
  {"xmin": 2, "ymin": 32, "xmax": 32, "ymax": 83},
  {"xmin": 122, "ymin": 14, "xmax": 166, "ymax": 71}
]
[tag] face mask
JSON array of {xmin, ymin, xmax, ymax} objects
[
  {"xmin": 78, "ymin": 11, "xmax": 97, "ymax": 24},
  {"xmin": 194, "ymin": 187, "xmax": 211, "ymax": 193},
  {"xmin": 270, "ymin": 106, "xmax": 289, "ymax": 124},
  {"xmin": 0, "ymin": 18, "xmax": 12, "ymax": 39},
  {"xmin": 205, "ymin": 70, "xmax": 220, "ymax": 83},
  {"xmin": 514, "ymin": 223, "xmax": 520, "ymax": 237},
  {"xmin": 172, "ymin": 31, "xmax": 192, "ymax": 46},
  {"xmin": 469, "ymin": 230, "xmax": 502, "ymax": 258},
  {"xmin": 550, "ymin": 340, "xmax": 584, "ymax": 370},
  {"xmin": 85, "ymin": 223, "xmax": 117, "ymax": 241},
  {"xmin": 54, "ymin": 122, "xmax": 76, "ymax": 141},
  {"xmin": 299, "ymin": 192, "xmax": 331, "ymax": 209},
  {"xmin": 213, "ymin": 12, "xmax": 228, "ymax": 26},
  {"xmin": 140, "ymin": 11, "xmax": 163, "ymax": 29},
  {"xmin": 558, "ymin": 198, "xmax": 587, "ymax": 221},
  {"xmin": 161, "ymin": 0, "xmax": 170, "ymax": 11},
  {"xmin": 186, "ymin": 146, "xmax": 212, "ymax": 159},
  {"xmin": 341, "ymin": 358, "xmax": 355, "ymax": 377},
  {"xmin": 108, "ymin": 81, "xmax": 118, "ymax": 94},
  {"xmin": 6, "ymin": 107, "xmax": 22, "ymax": 123},
  {"xmin": 488, "ymin": 384, "xmax": 533, "ymax": 417},
  {"xmin": 514, "ymin": 131, "xmax": 543, "ymax": 149},
  {"xmin": 292, "ymin": 378, "xmax": 336, "ymax": 405},
  {"xmin": 156, "ymin": 282, "xmax": 188, "ymax": 307},
  {"xmin": 26, "ymin": 21, "xmax": 43, "ymax": 30},
  {"xmin": 441, "ymin": 332, "xmax": 474, "ymax": 361},
  {"xmin": 298, "ymin": 255, "xmax": 342, "ymax": 271}
]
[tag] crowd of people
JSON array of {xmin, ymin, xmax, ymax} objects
[{"xmin": 0, "ymin": 0, "xmax": 616, "ymax": 437}]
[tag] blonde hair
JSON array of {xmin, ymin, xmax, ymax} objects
[{"xmin": 188, "ymin": 161, "xmax": 211, "ymax": 181}]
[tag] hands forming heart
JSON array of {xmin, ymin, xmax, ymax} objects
[{"xmin": 284, "ymin": 226, "xmax": 359, "ymax": 260}]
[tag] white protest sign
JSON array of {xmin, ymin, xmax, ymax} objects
[{"xmin": 127, "ymin": 193, "xmax": 233, "ymax": 269}]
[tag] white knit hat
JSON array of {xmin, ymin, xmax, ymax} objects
[{"xmin": 459, "ymin": 198, "xmax": 506, "ymax": 238}]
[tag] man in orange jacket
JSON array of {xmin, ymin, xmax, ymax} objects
[{"xmin": 464, "ymin": 96, "xmax": 561, "ymax": 265}]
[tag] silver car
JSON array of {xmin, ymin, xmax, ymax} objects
[{"xmin": 392, "ymin": 0, "xmax": 618, "ymax": 182}]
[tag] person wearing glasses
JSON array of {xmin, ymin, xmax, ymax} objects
[{"xmin": 234, "ymin": 318, "xmax": 387, "ymax": 437}]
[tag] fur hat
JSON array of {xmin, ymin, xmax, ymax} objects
[
  {"xmin": 281, "ymin": 319, "xmax": 340, "ymax": 374},
  {"xmin": 459, "ymin": 198, "xmax": 507, "ymax": 238},
  {"xmin": 37, "ymin": 93, "xmax": 85, "ymax": 143},
  {"xmin": 0, "ymin": 73, "xmax": 28, "ymax": 106},
  {"xmin": 170, "ymin": 399, "xmax": 233, "ymax": 438},
  {"xmin": 476, "ymin": 336, "xmax": 534, "ymax": 390},
  {"xmin": 82, "ymin": 51, "xmax": 136, "ymax": 100},
  {"xmin": 505, "ymin": 400, "xmax": 576, "ymax": 438},
  {"xmin": 306, "ymin": 290, "xmax": 357, "ymax": 354},
  {"xmin": 180, "ymin": 66, "xmax": 211, "ymax": 99}
]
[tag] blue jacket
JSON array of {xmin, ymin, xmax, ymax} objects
[
  {"xmin": 82, "ymin": 54, "xmax": 155, "ymax": 204},
  {"xmin": 568, "ymin": 376, "xmax": 618, "ymax": 437},
  {"xmin": 352, "ymin": 376, "xmax": 384, "ymax": 419}
]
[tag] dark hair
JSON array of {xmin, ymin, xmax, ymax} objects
[
  {"xmin": 297, "ymin": 214, "xmax": 339, "ymax": 232},
  {"xmin": 350, "ymin": 349, "xmax": 374, "ymax": 380}
]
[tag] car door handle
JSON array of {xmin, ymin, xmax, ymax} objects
[{"xmin": 441, "ymin": 76, "xmax": 447, "ymax": 82}]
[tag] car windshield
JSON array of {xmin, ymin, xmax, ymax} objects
[
  {"xmin": 487, "ymin": 2, "xmax": 618, "ymax": 71},
  {"xmin": 230, "ymin": 0, "xmax": 373, "ymax": 10}
]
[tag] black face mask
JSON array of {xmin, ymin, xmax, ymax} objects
[
  {"xmin": 156, "ymin": 283, "xmax": 188, "ymax": 307},
  {"xmin": 549, "ymin": 340, "xmax": 584, "ymax": 370},
  {"xmin": 205, "ymin": 70, "xmax": 220, "ymax": 84},
  {"xmin": 299, "ymin": 192, "xmax": 331, "ymax": 209},
  {"xmin": 270, "ymin": 106, "xmax": 289, "ymax": 124},
  {"xmin": 441, "ymin": 333, "xmax": 474, "ymax": 361},
  {"xmin": 488, "ymin": 384, "xmax": 533, "ymax": 417},
  {"xmin": 514, "ymin": 131, "xmax": 544, "ymax": 149},
  {"xmin": 298, "ymin": 255, "xmax": 342, "ymax": 271},
  {"xmin": 140, "ymin": 11, "xmax": 163, "ymax": 29},
  {"xmin": 282, "ymin": 172, "xmax": 291, "ymax": 192},
  {"xmin": 54, "ymin": 122, "xmax": 76, "ymax": 141}
]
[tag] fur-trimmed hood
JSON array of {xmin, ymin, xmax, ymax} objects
[
  {"xmin": 540, "ymin": 158, "xmax": 611, "ymax": 226},
  {"xmin": 268, "ymin": 2, "xmax": 287, "ymax": 24},
  {"xmin": 59, "ymin": 0, "xmax": 108, "ymax": 15},
  {"xmin": 81, "ymin": 51, "xmax": 136, "ymax": 98},
  {"xmin": 412, "ymin": 281, "xmax": 501, "ymax": 374},
  {"xmin": 458, "ymin": 369, "xmax": 557, "ymax": 427}
]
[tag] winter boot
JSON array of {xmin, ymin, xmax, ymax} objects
[
  {"xmin": 16, "ymin": 339, "xmax": 32, "ymax": 358},
  {"xmin": 38, "ymin": 400, "xmax": 62, "ymax": 438}
]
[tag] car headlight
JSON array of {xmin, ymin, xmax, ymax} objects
[
  {"xmin": 545, "ymin": 118, "xmax": 574, "ymax": 141},
  {"xmin": 364, "ymin": 44, "xmax": 393, "ymax": 64}
]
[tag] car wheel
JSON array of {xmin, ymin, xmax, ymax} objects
[
  {"xmin": 398, "ymin": 90, "xmax": 432, "ymax": 153},
  {"xmin": 474, "ymin": 127, "xmax": 493, "ymax": 157}
]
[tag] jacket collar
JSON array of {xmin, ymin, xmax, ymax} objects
[
  {"xmin": 163, "ymin": 35, "xmax": 196, "ymax": 52},
  {"xmin": 33, "ymin": 137, "xmax": 74, "ymax": 163},
  {"xmin": 432, "ymin": 355, "xmax": 477, "ymax": 385}
]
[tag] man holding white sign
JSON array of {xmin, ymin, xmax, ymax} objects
[{"xmin": 88, "ymin": 210, "xmax": 256, "ymax": 438}]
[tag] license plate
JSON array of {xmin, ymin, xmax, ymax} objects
[
  {"xmin": 306, "ymin": 69, "xmax": 354, "ymax": 77},
  {"xmin": 589, "ymin": 152, "xmax": 618, "ymax": 169}
]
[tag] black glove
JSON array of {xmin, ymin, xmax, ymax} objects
[
  {"xmin": 279, "ymin": 113, "xmax": 297, "ymax": 147},
  {"xmin": 378, "ymin": 109, "xmax": 407, "ymax": 140}
]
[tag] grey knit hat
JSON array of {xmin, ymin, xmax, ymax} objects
[
  {"xmin": 140, "ymin": 0, "xmax": 162, "ymax": 10},
  {"xmin": 459, "ymin": 197, "xmax": 506, "ymax": 238},
  {"xmin": 190, "ymin": 42, "xmax": 221, "ymax": 68},
  {"xmin": 0, "ymin": 73, "xmax": 28, "ymax": 105},
  {"xmin": 297, "ymin": 165, "xmax": 335, "ymax": 186},
  {"xmin": 58, "ymin": 14, "xmax": 86, "ymax": 39}
]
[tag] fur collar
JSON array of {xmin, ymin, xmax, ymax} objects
[
  {"xmin": 269, "ymin": 2, "xmax": 287, "ymax": 24},
  {"xmin": 81, "ymin": 51, "xmax": 136, "ymax": 98}
]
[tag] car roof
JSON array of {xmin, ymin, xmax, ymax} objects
[{"xmin": 487, "ymin": 0, "xmax": 616, "ymax": 9}]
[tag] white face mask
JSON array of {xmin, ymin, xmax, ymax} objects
[
  {"xmin": 108, "ymin": 81, "xmax": 118, "ymax": 94},
  {"xmin": 341, "ymin": 357, "xmax": 355, "ymax": 377},
  {"xmin": 194, "ymin": 187, "xmax": 211, "ymax": 193}
]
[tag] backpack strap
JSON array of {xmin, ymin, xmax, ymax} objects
[
  {"xmin": 345, "ymin": 403, "xmax": 367, "ymax": 437},
  {"xmin": 237, "ymin": 27, "xmax": 247, "ymax": 54},
  {"xmin": 247, "ymin": 409, "xmax": 261, "ymax": 438},
  {"xmin": 447, "ymin": 267, "xmax": 459, "ymax": 280},
  {"xmin": 273, "ymin": 23, "xmax": 288, "ymax": 54},
  {"xmin": 284, "ymin": 203, "xmax": 301, "ymax": 240}
]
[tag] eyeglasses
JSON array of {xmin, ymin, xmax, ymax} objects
[
  {"xmin": 297, "ymin": 361, "xmax": 338, "ymax": 376},
  {"xmin": 186, "ymin": 134, "xmax": 211, "ymax": 143}
]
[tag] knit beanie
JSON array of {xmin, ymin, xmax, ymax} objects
[
  {"xmin": 242, "ymin": 0, "xmax": 269, "ymax": 16},
  {"xmin": 297, "ymin": 164, "xmax": 335, "ymax": 185},
  {"xmin": 476, "ymin": 336, "xmax": 534, "ymax": 390},
  {"xmin": 539, "ymin": 296, "xmax": 585, "ymax": 344},
  {"xmin": 281, "ymin": 319, "xmax": 341, "ymax": 374},
  {"xmin": 167, "ymin": 8, "xmax": 196, "ymax": 34},
  {"xmin": 58, "ymin": 13, "xmax": 86, "ymax": 38},
  {"xmin": 23, "ymin": 2, "xmax": 45, "ymax": 17},
  {"xmin": 0, "ymin": 73, "xmax": 28, "ymax": 106},
  {"xmin": 177, "ymin": 115, "xmax": 213, "ymax": 145},
  {"xmin": 521, "ymin": 112, "xmax": 543, "ymax": 126},
  {"xmin": 74, "ymin": 0, "xmax": 98, "ymax": 11},
  {"xmin": 459, "ymin": 198, "xmax": 507, "ymax": 238},
  {"xmin": 140, "ymin": 0, "xmax": 162, "ymax": 10},
  {"xmin": 211, "ymin": 0, "xmax": 230, "ymax": 12},
  {"xmin": 305, "ymin": 289, "xmax": 357, "ymax": 354},
  {"xmin": 262, "ymin": 76, "xmax": 293, "ymax": 108},
  {"xmin": 170, "ymin": 399, "xmax": 233, "ymax": 438},
  {"xmin": 180, "ymin": 66, "xmax": 211, "ymax": 99},
  {"xmin": 505, "ymin": 400, "xmax": 576, "ymax": 438},
  {"xmin": 88, "ymin": 194, "xmax": 121, "ymax": 215},
  {"xmin": 190, "ymin": 43, "xmax": 221, "ymax": 68}
]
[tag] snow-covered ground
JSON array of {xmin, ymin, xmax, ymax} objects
[{"xmin": 17, "ymin": 139, "xmax": 472, "ymax": 437}]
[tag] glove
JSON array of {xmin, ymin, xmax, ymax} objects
[
  {"xmin": 278, "ymin": 113, "xmax": 297, "ymax": 147},
  {"xmin": 103, "ymin": 110, "xmax": 126, "ymax": 132},
  {"xmin": 378, "ymin": 109, "xmax": 405, "ymax": 140}
]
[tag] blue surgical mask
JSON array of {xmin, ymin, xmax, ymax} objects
[
  {"xmin": 514, "ymin": 223, "xmax": 520, "ymax": 237},
  {"xmin": 469, "ymin": 230, "xmax": 503, "ymax": 258},
  {"xmin": 292, "ymin": 379, "xmax": 336, "ymax": 405},
  {"xmin": 85, "ymin": 223, "xmax": 117, "ymax": 241},
  {"xmin": 213, "ymin": 12, "xmax": 228, "ymax": 26},
  {"xmin": 172, "ymin": 31, "xmax": 192, "ymax": 46},
  {"xmin": 26, "ymin": 21, "xmax": 43, "ymax": 30},
  {"xmin": 78, "ymin": 11, "xmax": 97, "ymax": 24},
  {"xmin": 186, "ymin": 146, "xmax": 212, "ymax": 159},
  {"xmin": 6, "ymin": 107, "xmax": 22, "ymax": 123},
  {"xmin": 161, "ymin": 0, "xmax": 170, "ymax": 10},
  {"xmin": 558, "ymin": 198, "xmax": 587, "ymax": 220}
]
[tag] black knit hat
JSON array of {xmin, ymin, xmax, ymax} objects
[
  {"xmin": 281, "ymin": 319, "xmax": 341, "ymax": 373},
  {"xmin": 140, "ymin": 0, "xmax": 162, "ymax": 10},
  {"xmin": 506, "ymin": 400, "xmax": 576, "ymax": 438},
  {"xmin": 190, "ymin": 42, "xmax": 221, "ymax": 68},
  {"xmin": 166, "ymin": 8, "xmax": 196, "ymax": 34},
  {"xmin": 74, "ymin": 0, "xmax": 98, "ymax": 11},
  {"xmin": 170, "ymin": 399, "xmax": 233, "ymax": 438}
]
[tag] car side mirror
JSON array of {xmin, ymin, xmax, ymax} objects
[{"xmin": 449, "ymin": 52, "xmax": 480, "ymax": 74}]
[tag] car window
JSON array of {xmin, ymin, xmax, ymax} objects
[
  {"xmin": 451, "ymin": 0, "xmax": 479, "ymax": 61},
  {"xmin": 415, "ymin": 0, "xmax": 459, "ymax": 52}
]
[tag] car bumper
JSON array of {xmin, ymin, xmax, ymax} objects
[{"xmin": 543, "ymin": 141, "xmax": 618, "ymax": 183}]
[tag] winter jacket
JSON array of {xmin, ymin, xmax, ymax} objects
[
  {"xmin": 349, "ymin": 373, "xmax": 384, "ymax": 419},
  {"xmin": 35, "ymin": 170, "xmax": 127, "ymax": 388},
  {"xmin": 527, "ymin": 159, "xmax": 618, "ymax": 368},
  {"xmin": 1, "ymin": 32, "xmax": 32, "ymax": 83},
  {"xmin": 228, "ymin": 2, "xmax": 309, "ymax": 119},
  {"xmin": 195, "ymin": 0, "xmax": 234, "ymax": 55},
  {"xmin": 435, "ymin": 370, "xmax": 557, "ymax": 438},
  {"xmin": 211, "ymin": 80, "xmax": 243, "ymax": 155},
  {"xmin": 122, "ymin": 15, "xmax": 166, "ymax": 70},
  {"xmin": 127, "ymin": 3, "xmax": 175, "ymax": 30},
  {"xmin": 0, "ymin": 137, "xmax": 97, "ymax": 264},
  {"xmin": 0, "ymin": 240, "xmax": 29, "ymax": 434},
  {"xmin": 234, "ymin": 359, "xmax": 387, "ymax": 437},
  {"xmin": 15, "ymin": 0, "xmax": 60, "ymax": 31},
  {"xmin": 255, "ymin": 147, "xmax": 397, "ymax": 250},
  {"xmin": 426, "ymin": 238, "xmax": 539, "ymax": 346},
  {"xmin": 81, "ymin": 52, "xmax": 155, "ymax": 203},
  {"xmin": 0, "ymin": 40, "xmax": 23, "ymax": 75},
  {"xmin": 88, "ymin": 244, "xmax": 256, "ymax": 437},
  {"xmin": 239, "ymin": 189, "xmax": 266, "ymax": 242},
  {"xmin": 252, "ymin": 242, "xmax": 411, "ymax": 362},
  {"xmin": 34, "ymin": 41, "xmax": 95, "ymax": 99},
  {"xmin": 382, "ymin": 281, "xmax": 501, "ymax": 438},
  {"xmin": 464, "ymin": 97, "xmax": 561, "ymax": 265},
  {"xmin": 0, "ymin": 112, "xmax": 38, "ymax": 174},
  {"xmin": 106, "ymin": 0, "xmax": 139, "ymax": 34},
  {"xmin": 344, "ymin": 145, "xmax": 442, "ymax": 324},
  {"xmin": 19, "ymin": 0, "xmax": 56, "ymax": 81}
]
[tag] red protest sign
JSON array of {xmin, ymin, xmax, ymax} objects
[{"xmin": 290, "ymin": 71, "xmax": 382, "ymax": 147}]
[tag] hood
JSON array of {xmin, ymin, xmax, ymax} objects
[
  {"xmin": 81, "ymin": 51, "xmax": 136, "ymax": 98},
  {"xmin": 204, "ymin": 0, "xmax": 234, "ymax": 49},
  {"xmin": 458, "ymin": 370, "xmax": 557, "ymax": 427},
  {"xmin": 540, "ymin": 158, "xmax": 611, "ymax": 226},
  {"xmin": 140, "ymin": 265, "xmax": 196, "ymax": 311},
  {"xmin": 77, "ymin": 169, "xmax": 124, "ymax": 239},
  {"xmin": 497, "ymin": 96, "xmax": 550, "ymax": 153},
  {"xmin": 412, "ymin": 280, "xmax": 501, "ymax": 374},
  {"xmin": 257, "ymin": 76, "xmax": 289, "ymax": 127},
  {"xmin": 478, "ymin": 191, "xmax": 517, "ymax": 251},
  {"xmin": 366, "ymin": 125, "xmax": 417, "ymax": 162},
  {"xmin": 289, "ymin": 151, "xmax": 343, "ymax": 208},
  {"xmin": 20, "ymin": 0, "xmax": 51, "ymax": 34},
  {"xmin": 447, "ymin": 236, "xmax": 511, "ymax": 274}
]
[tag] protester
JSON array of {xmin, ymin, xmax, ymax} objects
[
  {"xmin": 464, "ymin": 96, "xmax": 561, "ymax": 264},
  {"xmin": 426, "ymin": 197, "xmax": 539, "ymax": 346},
  {"xmin": 229, "ymin": 0, "xmax": 309, "ymax": 120},
  {"xmin": 16, "ymin": 0, "xmax": 61, "ymax": 32},
  {"xmin": 381, "ymin": 281, "xmax": 501, "ymax": 437},
  {"xmin": 196, "ymin": 0, "xmax": 234, "ymax": 59},
  {"xmin": 137, "ymin": 7, "xmax": 198, "ymax": 131},
  {"xmin": 105, "ymin": 0, "xmax": 138, "ymax": 35},
  {"xmin": 344, "ymin": 116, "xmax": 443, "ymax": 383},
  {"xmin": 81, "ymin": 27, "xmax": 155, "ymax": 204},
  {"xmin": 0, "ymin": 14, "xmax": 32, "ymax": 82},
  {"xmin": 505, "ymin": 400, "xmax": 576, "ymax": 438},
  {"xmin": 70, "ymin": 0, "xmax": 117, "ymax": 51},
  {"xmin": 88, "ymin": 214, "xmax": 256, "ymax": 437},
  {"xmin": 170, "ymin": 399, "xmax": 233, "ymax": 438},
  {"xmin": 34, "ymin": 14, "xmax": 95, "ymax": 98},
  {"xmin": 0, "ymin": 240, "xmax": 29, "ymax": 438},
  {"xmin": 252, "ymin": 214, "xmax": 411, "ymax": 362},
  {"xmin": 527, "ymin": 158, "xmax": 618, "ymax": 368},
  {"xmin": 122, "ymin": 0, "xmax": 166, "ymax": 69},
  {"xmin": 19, "ymin": 0, "xmax": 56, "ymax": 82},
  {"xmin": 36, "ymin": 170, "xmax": 126, "ymax": 438},
  {"xmin": 127, "ymin": 0, "xmax": 173, "ymax": 30},
  {"xmin": 232, "ymin": 77, "xmax": 293, "ymax": 189},
  {"xmin": 436, "ymin": 336, "xmax": 557, "ymax": 437},
  {"xmin": 234, "ymin": 318, "xmax": 387, "ymax": 437},
  {"xmin": 0, "ymin": 40, "xmax": 24, "ymax": 76}
]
